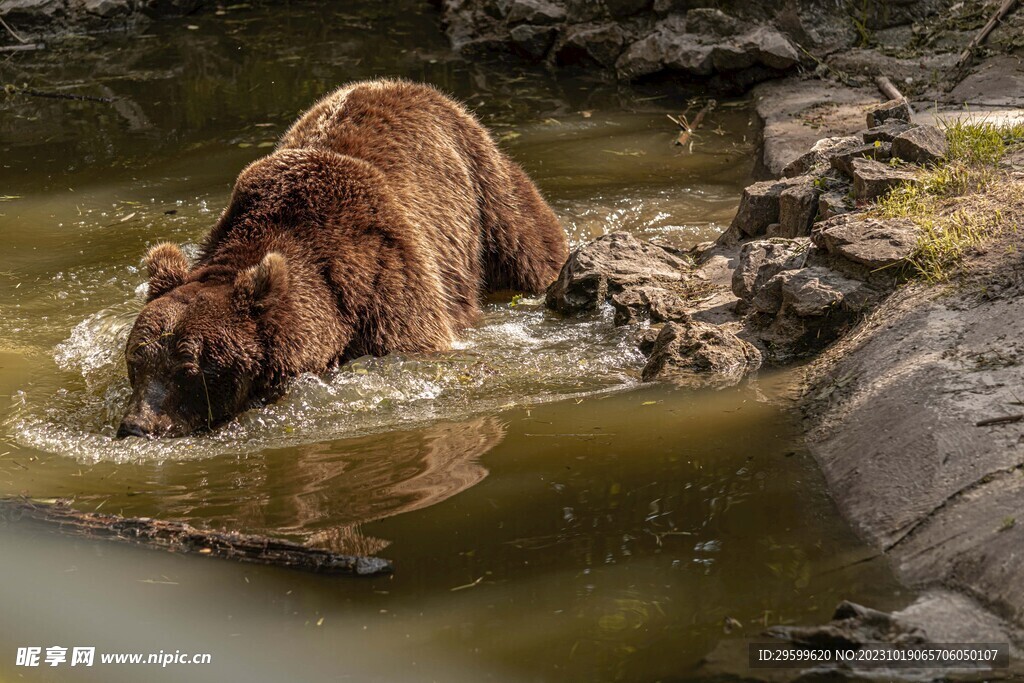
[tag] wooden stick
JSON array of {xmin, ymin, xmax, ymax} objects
[
  {"xmin": 0, "ymin": 43, "xmax": 43, "ymax": 53},
  {"xmin": 874, "ymin": 75, "xmax": 913, "ymax": 114},
  {"xmin": 0, "ymin": 497, "xmax": 393, "ymax": 576},
  {"xmin": 955, "ymin": 0, "xmax": 1019, "ymax": 73},
  {"xmin": 8, "ymin": 87, "xmax": 115, "ymax": 102},
  {"xmin": 975, "ymin": 413, "xmax": 1024, "ymax": 427},
  {"xmin": 675, "ymin": 99, "xmax": 716, "ymax": 147}
]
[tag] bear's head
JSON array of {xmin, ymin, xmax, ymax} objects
[{"xmin": 116, "ymin": 243, "xmax": 289, "ymax": 438}]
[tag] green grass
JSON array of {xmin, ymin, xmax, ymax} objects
[{"xmin": 873, "ymin": 118, "xmax": 1024, "ymax": 282}]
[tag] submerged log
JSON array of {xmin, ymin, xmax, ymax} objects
[{"xmin": 0, "ymin": 498, "xmax": 393, "ymax": 576}]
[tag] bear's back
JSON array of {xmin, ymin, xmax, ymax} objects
[{"xmin": 279, "ymin": 80, "xmax": 494, "ymax": 315}]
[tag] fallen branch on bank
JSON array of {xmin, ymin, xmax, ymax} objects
[
  {"xmin": 975, "ymin": 413, "xmax": 1024, "ymax": 427},
  {"xmin": 953, "ymin": 0, "xmax": 1019, "ymax": 82},
  {"xmin": 0, "ymin": 497, "xmax": 393, "ymax": 576},
  {"xmin": 874, "ymin": 75, "xmax": 913, "ymax": 115}
]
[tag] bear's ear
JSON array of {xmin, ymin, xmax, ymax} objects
[
  {"xmin": 145, "ymin": 242, "xmax": 189, "ymax": 300},
  {"xmin": 234, "ymin": 252, "xmax": 288, "ymax": 311}
]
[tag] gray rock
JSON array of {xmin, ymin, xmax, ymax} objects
[
  {"xmin": 866, "ymin": 98, "xmax": 912, "ymax": 128},
  {"xmin": 777, "ymin": 176, "xmax": 820, "ymax": 238},
  {"xmin": 738, "ymin": 25, "xmax": 799, "ymax": 70},
  {"xmin": 79, "ymin": 0, "xmax": 132, "ymax": 16},
  {"xmin": 661, "ymin": 33, "xmax": 714, "ymax": 76},
  {"xmin": 636, "ymin": 325, "xmax": 663, "ymax": 355},
  {"xmin": 615, "ymin": 33, "xmax": 666, "ymax": 79},
  {"xmin": 829, "ymin": 142, "xmax": 892, "ymax": 177},
  {"xmin": 731, "ymin": 238, "xmax": 807, "ymax": 301},
  {"xmin": 555, "ymin": 23, "xmax": 626, "ymax": 68},
  {"xmin": 815, "ymin": 215, "xmax": 919, "ymax": 269},
  {"xmin": 783, "ymin": 135, "xmax": 861, "ymax": 178},
  {"xmin": 509, "ymin": 24, "xmax": 558, "ymax": 59},
  {"xmin": 545, "ymin": 232, "xmax": 690, "ymax": 315},
  {"xmin": 602, "ymin": 0, "xmax": 649, "ymax": 18},
  {"xmin": 862, "ymin": 121, "xmax": 914, "ymax": 144},
  {"xmin": 710, "ymin": 41, "xmax": 755, "ymax": 72},
  {"xmin": 641, "ymin": 320, "xmax": 761, "ymax": 387},
  {"xmin": 506, "ymin": 0, "xmax": 566, "ymax": 25},
  {"xmin": 731, "ymin": 177, "xmax": 806, "ymax": 238},
  {"xmin": 850, "ymin": 157, "xmax": 917, "ymax": 200},
  {"xmin": 610, "ymin": 286, "xmax": 691, "ymax": 326},
  {"xmin": 891, "ymin": 125, "xmax": 948, "ymax": 165},
  {"xmin": 768, "ymin": 601, "xmax": 926, "ymax": 649},
  {"xmin": 684, "ymin": 8, "xmax": 738, "ymax": 37},
  {"xmin": 758, "ymin": 266, "xmax": 870, "ymax": 317},
  {"xmin": 818, "ymin": 190, "xmax": 853, "ymax": 220}
]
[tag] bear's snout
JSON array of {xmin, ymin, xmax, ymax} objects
[
  {"xmin": 116, "ymin": 419, "xmax": 151, "ymax": 439},
  {"xmin": 116, "ymin": 389, "xmax": 178, "ymax": 439},
  {"xmin": 115, "ymin": 412, "xmax": 174, "ymax": 439}
]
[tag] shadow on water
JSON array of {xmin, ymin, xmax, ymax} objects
[{"xmin": 0, "ymin": 1, "xmax": 907, "ymax": 680}]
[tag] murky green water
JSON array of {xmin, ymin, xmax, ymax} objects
[{"xmin": 1, "ymin": 2, "xmax": 905, "ymax": 681}]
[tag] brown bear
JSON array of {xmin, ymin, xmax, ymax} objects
[{"xmin": 116, "ymin": 78, "xmax": 568, "ymax": 438}]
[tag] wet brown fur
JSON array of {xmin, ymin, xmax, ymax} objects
[{"xmin": 120, "ymin": 79, "xmax": 568, "ymax": 436}]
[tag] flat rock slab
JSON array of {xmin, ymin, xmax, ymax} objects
[
  {"xmin": 815, "ymin": 215, "xmax": 919, "ymax": 269},
  {"xmin": 866, "ymin": 98, "xmax": 911, "ymax": 128},
  {"xmin": 829, "ymin": 142, "xmax": 891, "ymax": 177},
  {"xmin": 948, "ymin": 55, "xmax": 1024, "ymax": 108},
  {"xmin": 641, "ymin": 319, "xmax": 761, "ymax": 387},
  {"xmin": 545, "ymin": 232, "xmax": 690, "ymax": 315},
  {"xmin": 753, "ymin": 79, "xmax": 882, "ymax": 178},
  {"xmin": 783, "ymin": 135, "xmax": 860, "ymax": 178},
  {"xmin": 802, "ymin": 268, "xmax": 1024, "ymax": 634},
  {"xmin": 891, "ymin": 125, "xmax": 948, "ymax": 165},
  {"xmin": 850, "ymin": 157, "xmax": 917, "ymax": 200},
  {"xmin": 862, "ymin": 121, "xmax": 914, "ymax": 144}
]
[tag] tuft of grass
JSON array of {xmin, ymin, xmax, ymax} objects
[
  {"xmin": 873, "ymin": 118, "xmax": 1024, "ymax": 281},
  {"xmin": 944, "ymin": 118, "xmax": 1024, "ymax": 166}
]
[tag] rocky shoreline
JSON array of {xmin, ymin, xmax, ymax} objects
[
  {"xmin": 540, "ymin": 90, "xmax": 1024, "ymax": 676},
  {"xmin": 446, "ymin": 0, "xmax": 1024, "ymax": 663}
]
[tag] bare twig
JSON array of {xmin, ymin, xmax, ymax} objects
[{"xmin": 0, "ymin": 13, "xmax": 29, "ymax": 44}]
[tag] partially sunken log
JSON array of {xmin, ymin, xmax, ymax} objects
[{"xmin": 0, "ymin": 498, "xmax": 393, "ymax": 576}]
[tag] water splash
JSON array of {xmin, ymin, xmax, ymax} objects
[{"xmin": 9, "ymin": 297, "xmax": 645, "ymax": 463}]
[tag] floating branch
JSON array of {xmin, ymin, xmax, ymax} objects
[
  {"xmin": 0, "ymin": 497, "xmax": 393, "ymax": 576},
  {"xmin": 671, "ymin": 99, "xmax": 717, "ymax": 148}
]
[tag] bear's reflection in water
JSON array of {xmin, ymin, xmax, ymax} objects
[{"xmin": 219, "ymin": 416, "xmax": 504, "ymax": 555}]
